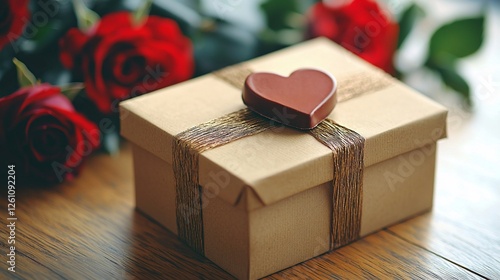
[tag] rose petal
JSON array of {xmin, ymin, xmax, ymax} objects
[
  {"xmin": 0, "ymin": 84, "xmax": 99, "ymax": 183},
  {"xmin": 0, "ymin": 0, "xmax": 30, "ymax": 50},
  {"xmin": 59, "ymin": 28, "xmax": 89, "ymax": 70}
]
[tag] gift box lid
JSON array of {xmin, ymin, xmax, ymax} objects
[{"xmin": 120, "ymin": 38, "xmax": 447, "ymax": 210}]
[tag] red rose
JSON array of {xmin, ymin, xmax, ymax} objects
[
  {"xmin": 307, "ymin": 0, "xmax": 398, "ymax": 73},
  {"xmin": 0, "ymin": 84, "xmax": 100, "ymax": 183},
  {"xmin": 0, "ymin": 0, "xmax": 30, "ymax": 50},
  {"xmin": 59, "ymin": 12, "xmax": 194, "ymax": 113}
]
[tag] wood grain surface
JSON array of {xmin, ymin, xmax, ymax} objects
[
  {"xmin": 2, "ymin": 15, "xmax": 500, "ymax": 279},
  {"xmin": 1, "ymin": 91, "xmax": 499, "ymax": 279}
]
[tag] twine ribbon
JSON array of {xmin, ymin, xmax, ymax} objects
[{"xmin": 173, "ymin": 64, "xmax": 389, "ymax": 255}]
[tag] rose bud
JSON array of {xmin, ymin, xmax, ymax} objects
[
  {"xmin": 0, "ymin": 0, "xmax": 30, "ymax": 50},
  {"xmin": 0, "ymin": 84, "xmax": 100, "ymax": 183},
  {"xmin": 59, "ymin": 12, "xmax": 194, "ymax": 114},
  {"xmin": 307, "ymin": 0, "xmax": 399, "ymax": 74}
]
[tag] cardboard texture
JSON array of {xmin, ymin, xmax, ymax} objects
[{"xmin": 122, "ymin": 38, "xmax": 447, "ymax": 279}]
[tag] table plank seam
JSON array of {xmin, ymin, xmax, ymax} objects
[{"xmin": 384, "ymin": 229, "xmax": 488, "ymax": 279}]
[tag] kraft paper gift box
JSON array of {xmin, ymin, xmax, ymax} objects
[{"xmin": 120, "ymin": 38, "xmax": 448, "ymax": 279}]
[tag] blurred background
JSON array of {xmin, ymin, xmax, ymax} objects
[
  {"xmin": 1, "ymin": 0, "xmax": 496, "ymax": 105},
  {"xmin": 1, "ymin": 2, "xmax": 498, "ymax": 277},
  {"xmin": 0, "ymin": 0, "xmax": 498, "ymax": 182}
]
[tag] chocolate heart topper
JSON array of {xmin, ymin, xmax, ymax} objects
[{"xmin": 242, "ymin": 68, "xmax": 338, "ymax": 130}]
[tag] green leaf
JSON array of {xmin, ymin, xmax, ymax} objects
[
  {"xmin": 429, "ymin": 16, "xmax": 484, "ymax": 60},
  {"xmin": 441, "ymin": 68, "xmax": 471, "ymax": 106},
  {"xmin": 427, "ymin": 60, "xmax": 472, "ymax": 106},
  {"xmin": 72, "ymin": 0, "xmax": 100, "ymax": 32},
  {"xmin": 260, "ymin": 0, "xmax": 299, "ymax": 30},
  {"xmin": 133, "ymin": 0, "xmax": 153, "ymax": 26},
  {"xmin": 397, "ymin": 3, "xmax": 425, "ymax": 48},
  {"xmin": 60, "ymin": 83, "xmax": 85, "ymax": 101},
  {"xmin": 13, "ymin": 58, "xmax": 37, "ymax": 87},
  {"xmin": 260, "ymin": 28, "xmax": 303, "ymax": 46}
]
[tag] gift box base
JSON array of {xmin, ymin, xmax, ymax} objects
[{"xmin": 132, "ymin": 142, "xmax": 437, "ymax": 279}]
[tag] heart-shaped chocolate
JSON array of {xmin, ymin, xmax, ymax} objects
[{"xmin": 242, "ymin": 69, "xmax": 337, "ymax": 129}]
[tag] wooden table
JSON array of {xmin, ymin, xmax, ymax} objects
[{"xmin": 2, "ymin": 88, "xmax": 499, "ymax": 279}]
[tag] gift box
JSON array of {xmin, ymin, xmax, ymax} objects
[{"xmin": 120, "ymin": 38, "xmax": 447, "ymax": 279}]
